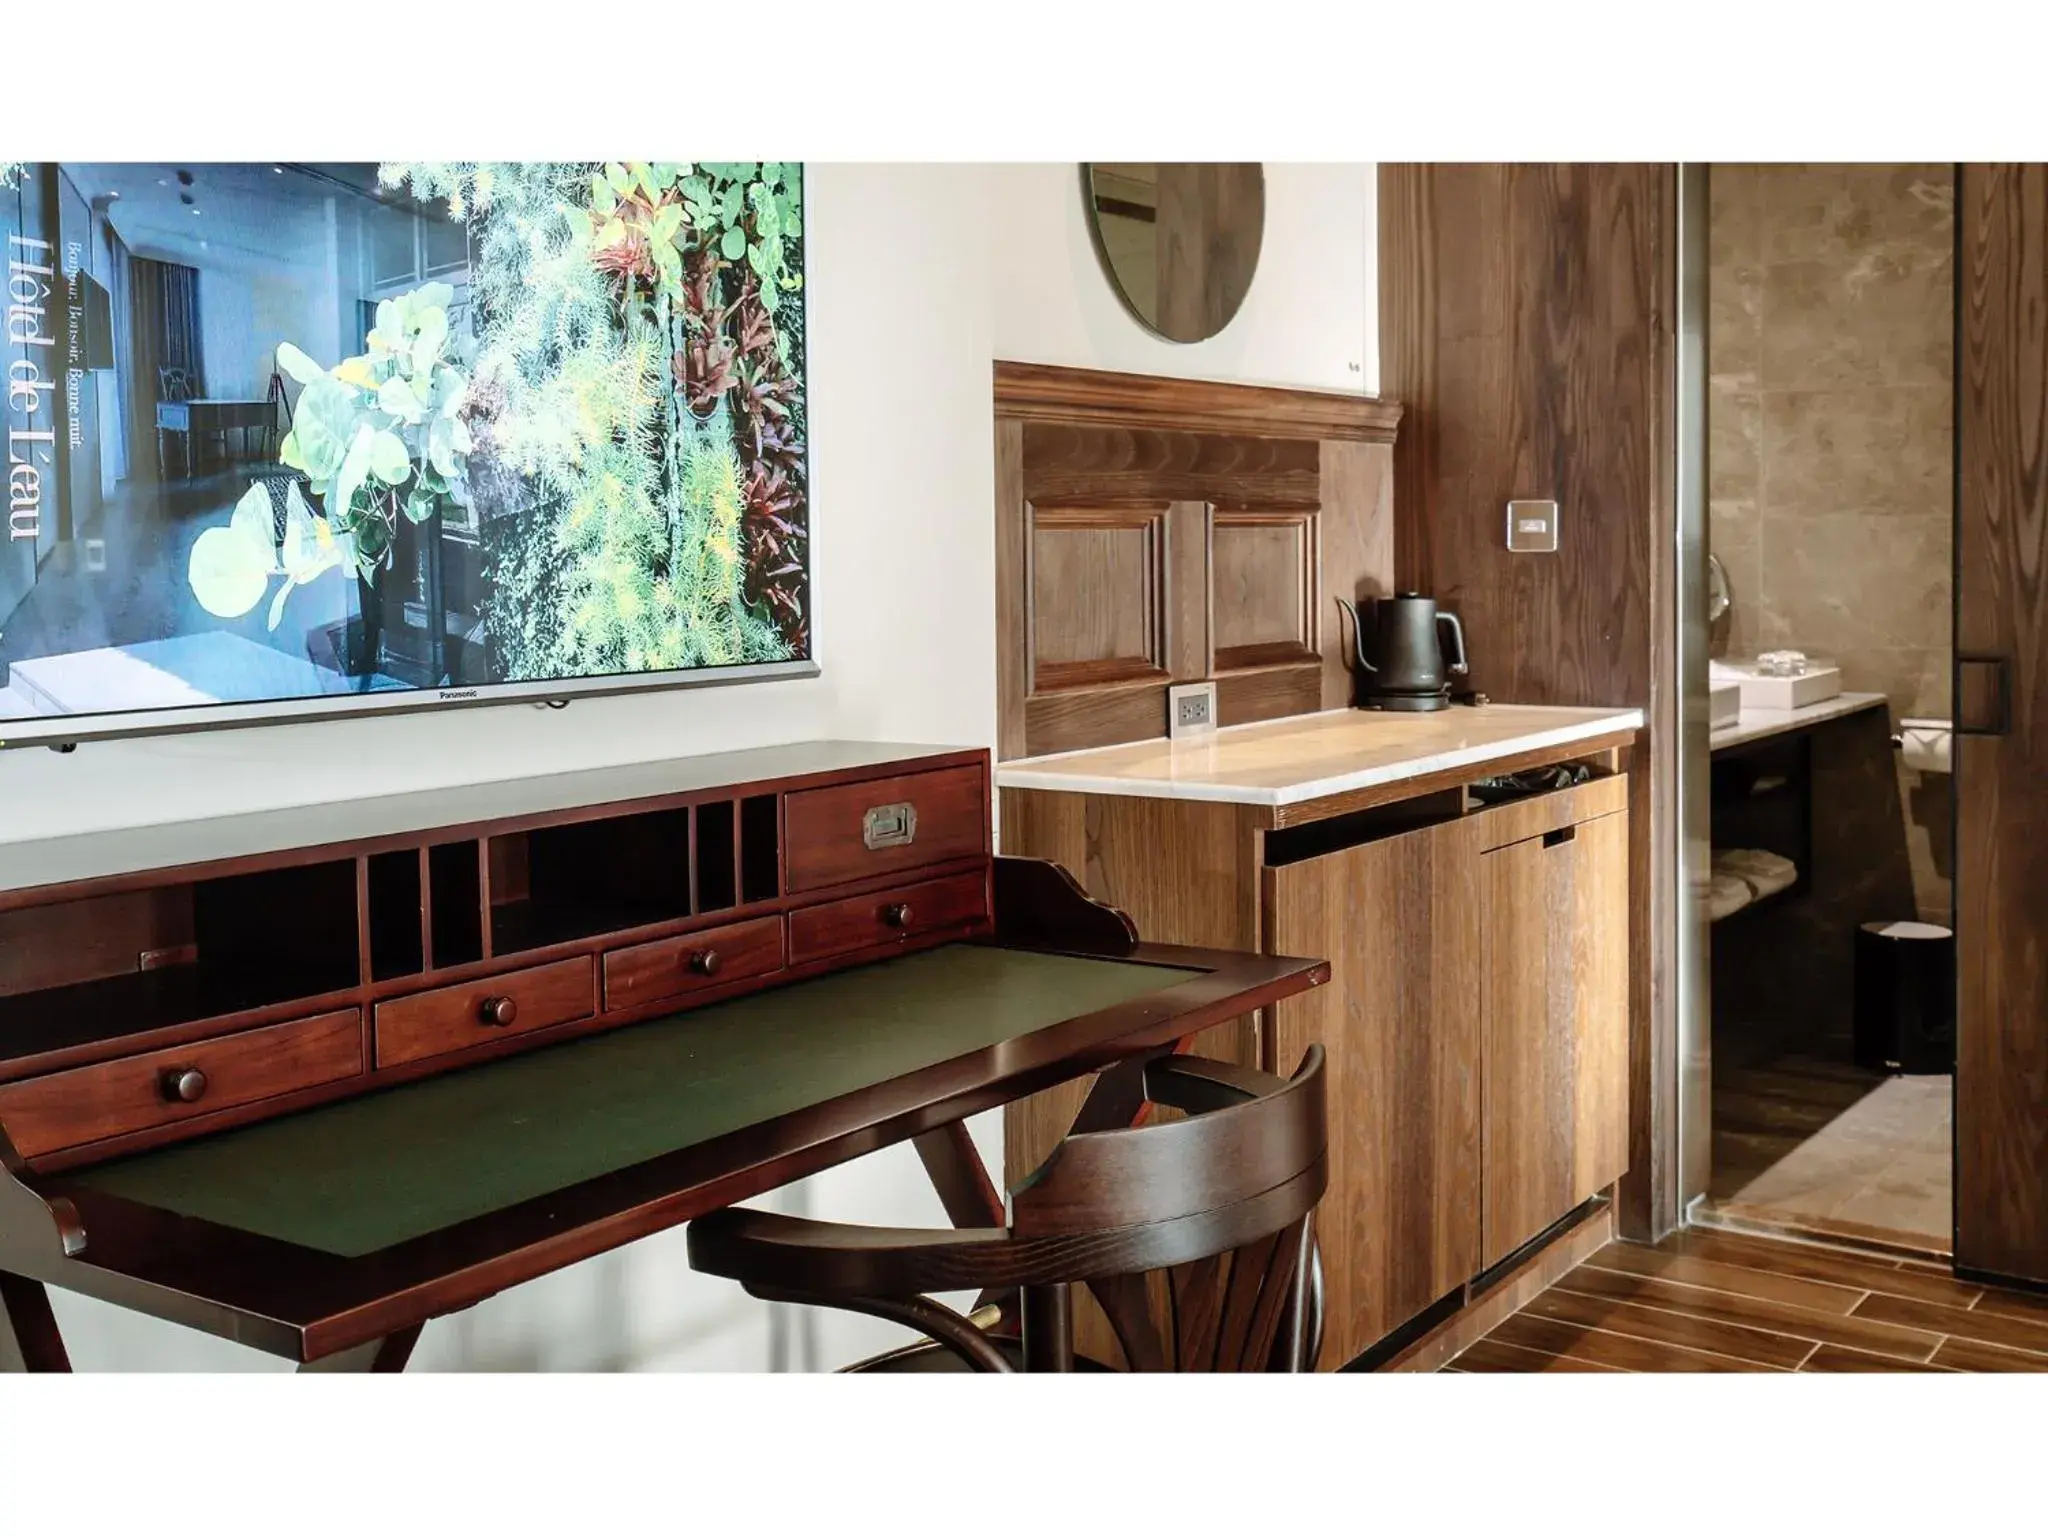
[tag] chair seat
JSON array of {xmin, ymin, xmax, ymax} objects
[{"xmin": 846, "ymin": 1335, "xmax": 1117, "ymax": 1373}]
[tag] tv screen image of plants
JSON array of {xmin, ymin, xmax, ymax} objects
[{"xmin": 0, "ymin": 161, "xmax": 809, "ymax": 735}]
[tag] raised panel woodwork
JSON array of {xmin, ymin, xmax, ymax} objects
[
  {"xmin": 995, "ymin": 364, "xmax": 1400, "ymax": 760},
  {"xmin": 1027, "ymin": 505, "xmax": 1169, "ymax": 691},
  {"xmin": 1479, "ymin": 810, "xmax": 1630, "ymax": 1270},
  {"xmin": 1211, "ymin": 510, "xmax": 1320, "ymax": 672},
  {"xmin": 1379, "ymin": 163, "xmax": 1673, "ymax": 1240},
  {"xmin": 1265, "ymin": 816, "xmax": 1482, "ymax": 1370},
  {"xmin": 1956, "ymin": 163, "xmax": 2048, "ymax": 1286}
]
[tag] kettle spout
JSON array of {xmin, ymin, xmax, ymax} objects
[{"xmin": 1334, "ymin": 597, "xmax": 1375, "ymax": 673}]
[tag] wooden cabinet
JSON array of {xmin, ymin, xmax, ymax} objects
[
  {"xmin": 1003, "ymin": 757, "xmax": 1634, "ymax": 1369},
  {"xmin": 1477, "ymin": 809, "xmax": 1630, "ymax": 1269},
  {"xmin": 1265, "ymin": 817, "xmax": 1481, "ymax": 1370}
]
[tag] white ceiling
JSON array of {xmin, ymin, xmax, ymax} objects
[{"xmin": 63, "ymin": 162, "xmax": 402, "ymax": 269}]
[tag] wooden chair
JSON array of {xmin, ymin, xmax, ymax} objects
[{"xmin": 688, "ymin": 1044, "xmax": 1328, "ymax": 1372}]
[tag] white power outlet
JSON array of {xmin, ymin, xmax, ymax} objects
[{"xmin": 1168, "ymin": 680, "xmax": 1218, "ymax": 739}]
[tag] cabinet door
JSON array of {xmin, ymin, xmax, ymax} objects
[
  {"xmin": 1480, "ymin": 811, "xmax": 1630, "ymax": 1269},
  {"xmin": 1266, "ymin": 817, "xmax": 1481, "ymax": 1369}
]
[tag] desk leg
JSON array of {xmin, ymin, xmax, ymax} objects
[
  {"xmin": 0, "ymin": 1272, "xmax": 71, "ymax": 1373},
  {"xmin": 911, "ymin": 1122, "xmax": 1003, "ymax": 1228},
  {"xmin": 297, "ymin": 1324, "xmax": 422, "ymax": 1373}
]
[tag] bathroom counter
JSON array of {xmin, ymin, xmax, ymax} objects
[
  {"xmin": 994, "ymin": 703, "xmax": 1644, "ymax": 808},
  {"xmin": 1710, "ymin": 692, "xmax": 1887, "ymax": 753}
]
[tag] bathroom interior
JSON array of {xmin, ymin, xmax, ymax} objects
[{"xmin": 1699, "ymin": 163, "xmax": 1958, "ymax": 1254}]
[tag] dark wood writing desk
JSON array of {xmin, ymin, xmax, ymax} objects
[{"xmin": 0, "ymin": 857, "xmax": 1324, "ymax": 1370}]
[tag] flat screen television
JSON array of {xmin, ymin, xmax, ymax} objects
[{"xmin": 0, "ymin": 161, "xmax": 813, "ymax": 749}]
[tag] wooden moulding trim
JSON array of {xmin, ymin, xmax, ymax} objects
[{"xmin": 994, "ymin": 361, "xmax": 1402, "ymax": 444}]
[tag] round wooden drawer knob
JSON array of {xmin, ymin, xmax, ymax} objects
[
  {"xmin": 478, "ymin": 995, "xmax": 520, "ymax": 1028},
  {"xmin": 161, "ymin": 1067, "xmax": 208, "ymax": 1104},
  {"xmin": 882, "ymin": 902, "xmax": 914, "ymax": 929},
  {"xmin": 688, "ymin": 949, "xmax": 721, "ymax": 977}
]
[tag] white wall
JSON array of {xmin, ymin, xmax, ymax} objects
[
  {"xmin": 2, "ymin": 161, "xmax": 1372, "ymax": 1371},
  {"xmin": 988, "ymin": 162, "xmax": 1377, "ymax": 393}
]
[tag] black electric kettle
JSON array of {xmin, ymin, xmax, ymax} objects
[{"xmin": 1334, "ymin": 593, "xmax": 1469, "ymax": 712}]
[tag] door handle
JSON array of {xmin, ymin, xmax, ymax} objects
[{"xmin": 1956, "ymin": 654, "xmax": 2011, "ymax": 737}]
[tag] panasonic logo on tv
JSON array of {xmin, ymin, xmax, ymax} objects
[{"xmin": 437, "ymin": 689, "xmax": 479, "ymax": 702}]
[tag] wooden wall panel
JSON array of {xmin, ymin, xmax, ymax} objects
[
  {"xmin": 995, "ymin": 364, "xmax": 1401, "ymax": 760},
  {"xmin": 1379, "ymin": 163, "xmax": 1674, "ymax": 1240},
  {"xmin": 1021, "ymin": 423, "xmax": 1321, "ymax": 509},
  {"xmin": 994, "ymin": 418, "xmax": 1029, "ymax": 761},
  {"xmin": 1956, "ymin": 163, "xmax": 2048, "ymax": 1286},
  {"xmin": 1319, "ymin": 439, "xmax": 1397, "ymax": 711},
  {"xmin": 1027, "ymin": 506, "xmax": 1168, "ymax": 689},
  {"xmin": 1211, "ymin": 510, "xmax": 1319, "ymax": 668},
  {"xmin": 999, "ymin": 787, "xmax": 1266, "ymax": 1191},
  {"xmin": 1379, "ymin": 164, "xmax": 1660, "ymax": 705}
]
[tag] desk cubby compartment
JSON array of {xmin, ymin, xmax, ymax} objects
[
  {"xmin": 0, "ymin": 860, "xmax": 361, "ymax": 1073},
  {"xmin": 366, "ymin": 851, "xmax": 425, "ymax": 981},
  {"xmin": 428, "ymin": 842, "xmax": 485, "ymax": 969},
  {"xmin": 486, "ymin": 797, "xmax": 784, "ymax": 956}
]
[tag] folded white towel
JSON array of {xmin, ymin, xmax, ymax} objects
[
  {"xmin": 1714, "ymin": 847, "xmax": 1798, "ymax": 901},
  {"xmin": 1705, "ymin": 871, "xmax": 1753, "ymax": 922}
]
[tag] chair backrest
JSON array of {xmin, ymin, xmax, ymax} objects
[
  {"xmin": 1009, "ymin": 1045, "xmax": 1327, "ymax": 1371},
  {"xmin": 158, "ymin": 365, "xmax": 193, "ymax": 402}
]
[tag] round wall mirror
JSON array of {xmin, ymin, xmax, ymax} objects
[{"xmin": 1083, "ymin": 163, "xmax": 1265, "ymax": 343}]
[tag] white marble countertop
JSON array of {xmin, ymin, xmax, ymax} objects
[
  {"xmin": 1710, "ymin": 692, "xmax": 1888, "ymax": 753},
  {"xmin": 996, "ymin": 704, "xmax": 1645, "ymax": 808}
]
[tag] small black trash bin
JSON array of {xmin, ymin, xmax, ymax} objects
[{"xmin": 1853, "ymin": 920, "xmax": 1955, "ymax": 1075}]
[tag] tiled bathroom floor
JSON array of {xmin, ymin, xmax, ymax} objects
[{"xmin": 1711, "ymin": 1063, "xmax": 1952, "ymax": 1252}]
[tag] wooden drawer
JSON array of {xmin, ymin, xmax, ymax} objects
[
  {"xmin": 604, "ymin": 916, "xmax": 785, "ymax": 1013},
  {"xmin": 1468, "ymin": 773, "xmax": 1628, "ymax": 852},
  {"xmin": 783, "ymin": 765, "xmax": 986, "ymax": 893},
  {"xmin": 0, "ymin": 1009, "xmax": 363, "ymax": 1160},
  {"xmin": 375, "ymin": 957, "xmax": 595, "ymax": 1069},
  {"xmin": 788, "ymin": 871, "xmax": 990, "ymax": 964}
]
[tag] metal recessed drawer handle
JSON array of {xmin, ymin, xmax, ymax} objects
[
  {"xmin": 863, "ymin": 802, "xmax": 918, "ymax": 850},
  {"xmin": 1543, "ymin": 825, "xmax": 1576, "ymax": 848}
]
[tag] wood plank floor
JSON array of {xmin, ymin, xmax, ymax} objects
[{"xmin": 1445, "ymin": 1227, "xmax": 2048, "ymax": 1372}]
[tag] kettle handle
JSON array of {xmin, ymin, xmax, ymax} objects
[
  {"xmin": 1437, "ymin": 611, "xmax": 1469, "ymax": 677},
  {"xmin": 1334, "ymin": 597, "xmax": 1376, "ymax": 673}
]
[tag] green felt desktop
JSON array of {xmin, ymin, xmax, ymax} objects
[{"xmin": 71, "ymin": 946, "xmax": 1198, "ymax": 1259}]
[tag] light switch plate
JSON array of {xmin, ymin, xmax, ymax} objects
[
  {"xmin": 1506, "ymin": 499, "xmax": 1560, "ymax": 553},
  {"xmin": 1168, "ymin": 680, "xmax": 1218, "ymax": 739}
]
